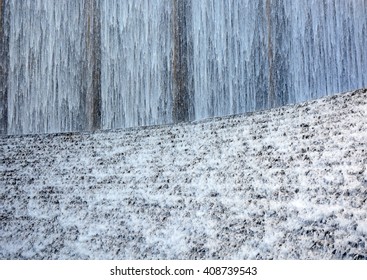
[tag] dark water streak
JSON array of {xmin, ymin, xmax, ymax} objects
[{"xmin": 0, "ymin": 0, "xmax": 9, "ymax": 134}]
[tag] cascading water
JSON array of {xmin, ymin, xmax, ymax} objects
[
  {"xmin": 101, "ymin": 0, "xmax": 173, "ymax": 129},
  {"xmin": 5, "ymin": 0, "xmax": 92, "ymax": 135},
  {"xmin": 190, "ymin": 0, "xmax": 367, "ymax": 119},
  {"xmin": 1, "ymin": 0, "xmax": 366, "ymax": 135},
  {"xmin": 0, "ymin": 0, "xmax": 10, "ymax": 135}
]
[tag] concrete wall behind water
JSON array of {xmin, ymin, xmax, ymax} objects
[{"xmin": 1, "ymin": 0, "xmax": 367, "ymax": 135}]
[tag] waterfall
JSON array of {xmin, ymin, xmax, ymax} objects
[
  {"xmin": 2, "ymin": 0, "xmax": 101, "ymax": 135},
  {"xmin": 101, "ymin": 0, "xmax": 174, "ymax": 129},
  {"xmin": 0, "ymin": 0, "xmax": 10, "ymax": 135},
  {"xmin": 1, "ymin": 0, "xmax": 367, "ymax": 135},
  {"xmin": 190, "ymin": 0, "xmax": 367, "ymax": 119}
]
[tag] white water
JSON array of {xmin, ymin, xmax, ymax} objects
[
  {"xmin": 2, "ymin": 0, "xmax": 367, "ymax": 135},
  {"xmin": 101, "ymin": 0, "xmax": 173, "ymax": 129},
  {"xmin": 7, "ymin": 0, "xmax": 88, "ymax": 134},
  {"xmin": 190, "ymin": 0, "xmax": 367, "ymax": 118}
]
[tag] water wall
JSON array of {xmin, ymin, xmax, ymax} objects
[
  {"xmin": 3, "ymin": 0, "xmax": 101, "ymax": 135},
  {"xmin": 0, "ymin": 0, "xmax": 10, "ymax": 135},
  {"xmin": 101, "ymin": 0, "xmax": 174, "ymax": 128},
  {"xmin": 1, "ymin": 0, "xmax": 367, "ymax": 135},
  {"xmin": 190, "ymin": 0, "xmax": 367, "ymax": 118}
]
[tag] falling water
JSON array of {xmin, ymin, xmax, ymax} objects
[
  {"xmin": 5, "ymin": 0, "xmax": 93, "ymax": 135},
  {"xmin": 1, "ymin": 0, "xmax": 367, "ymax": 135},
  {"xmin": 190, "ymin": 0, "xmax": 367, "ymax": 119},
  {"xmin": 101, "ymin": 0, "xmax": 173, "ymax": 129}
]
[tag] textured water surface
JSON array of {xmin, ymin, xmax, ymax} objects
[{"xmin": 1, "ymin": 89, "xmax": 366, "ymax": 259}]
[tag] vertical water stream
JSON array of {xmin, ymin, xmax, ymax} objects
[
  {"xmin": 101, "ymin": 0, "xmax": 174, "ymax": 129},
  {"xmin": 0, "ymin": 0, "xmax": 9, "ymax": 135},
  {"xmin": 6, "ymin": 0, "xmax": 102, "ymax": 134},
  {"xmin": 1, "ymin": 0, "xmax": 367, "ymax": 135}
]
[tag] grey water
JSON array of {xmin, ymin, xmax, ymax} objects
[{"xmin": 1, "ymin": 0, "xmax": 366, "ymax": 135}]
